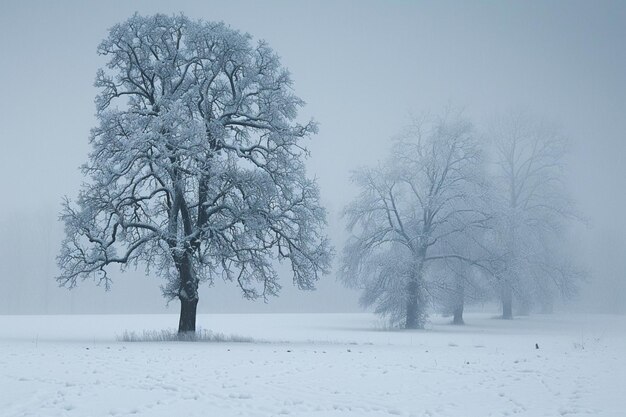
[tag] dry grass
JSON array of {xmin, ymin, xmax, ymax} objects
[{"xmin": 118, "ymin": 328, "xmax": 255, "ymax": 343}]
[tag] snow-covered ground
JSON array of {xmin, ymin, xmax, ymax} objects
[{"xmin": 0, "ymin": 312, "xmax": 624, "ymax": 417}]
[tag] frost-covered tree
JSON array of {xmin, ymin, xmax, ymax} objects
[
  {"xmin": 341, "ymin": 115, "xmax": 489, "ymax": 328},
  {"xmin": 57, "ymin": 14, "xmax": 331, "ymax": 333},
  {"xmin": 486, "ymin": 112, "xmax": 579, "ymax": 319}
]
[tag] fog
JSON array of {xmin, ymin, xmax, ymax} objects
[{"xmin": 0, "ymin": 0, "xmax": 624, "ymax": 314}]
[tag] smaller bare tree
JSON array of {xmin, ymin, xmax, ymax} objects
[
  {"xmin": 341, "ymin": 114, "xmax": 490, "ymax": 328},
  {"xmin": 486, "ymin": 111, "xmax": 580, "ymax": 319}
]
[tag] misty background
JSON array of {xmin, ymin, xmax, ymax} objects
[{"xmin": 0, "ymin": 0, "xmax": 624, "ymax": 315}]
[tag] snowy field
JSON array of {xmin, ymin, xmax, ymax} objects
[{"xmin": 1, "ymin": 312, "xmax": 624, "ymax": 417}]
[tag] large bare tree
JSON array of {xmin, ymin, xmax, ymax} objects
[
  {"xmin": 57, "ymin": 14, "xmax": 331, "ymax": 333},
  {"xmin": 341, "ymin": 114, "xmax": 489, "ymax": 328}
]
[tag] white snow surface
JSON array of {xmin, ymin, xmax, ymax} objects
[{"xmin": 1, "ymin": 312, "xmax": 624, "ymax": 416}]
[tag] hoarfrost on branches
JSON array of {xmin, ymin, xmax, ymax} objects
[{"xmin": 57, "ymin": 13, "xmax": 332, "ymax": 333}]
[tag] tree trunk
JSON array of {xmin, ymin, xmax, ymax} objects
[
  {"xmin": 178, "ymin": 297, "xmax": 198, "ymax": 333},
  {"xmin": 404, "ymin": 279, "xmax": 421, "ymax": 329},
  {"xmin": 405, "ymin": 279, "xmax": 419, "ymax": 329},
  {"xmin": 452, "ymin": 281, "xmax": 465, "ymax": 325},
  {"xmin": 405, "ymin": 253, "xmax": 428, "ymax": 329},
  {"xmin": 452, "ymin": 305, "xmax": 464, "ymax": 325},
  {"xmin": 501, "ymin": 284, "xmax": 513, "ymax": 320},
  {"xmin": 177, "ymin": 252, "xmax": 199, "ymax": 334}
]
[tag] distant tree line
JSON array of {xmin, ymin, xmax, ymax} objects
[{"xmin": 340, "ymin": 110, "xmax": 585, "ymax": 328}]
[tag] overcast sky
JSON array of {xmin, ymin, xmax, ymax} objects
[{"xmin": 1, "ymin": 0, "xmax": 624, "ymax": 314}]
